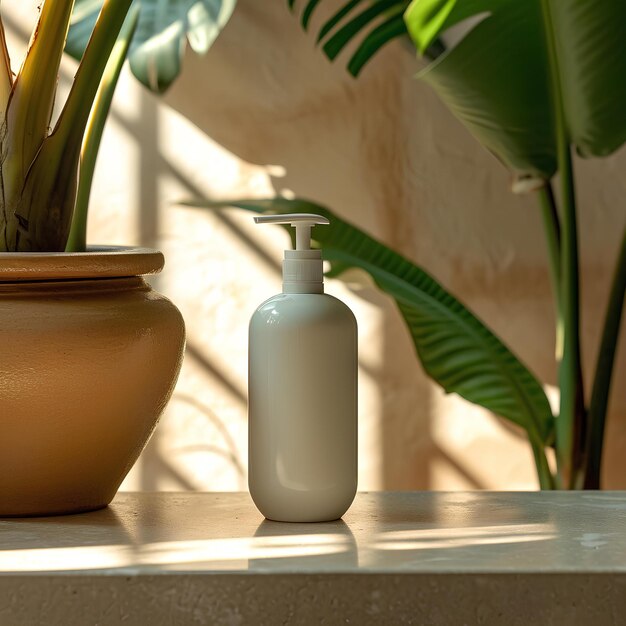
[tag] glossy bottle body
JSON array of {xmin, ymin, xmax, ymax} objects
[{"xmin": 249, "ymin": 292, "xmax": 357, "ymax": 522}]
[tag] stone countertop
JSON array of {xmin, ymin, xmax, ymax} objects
[{"xmin": 2, "ymin": 491, "xmax": 626, "ymax": 625}]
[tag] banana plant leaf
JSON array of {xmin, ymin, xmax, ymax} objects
[
  {"xmin": 66, "ymin": 0, "xmax": 236, "ymax": 93},
  {"xmin": 185, "ymin": 196, "xmax": 555, "ymax": 449},
  {"xmin": 290, "ymin": 0, "xmax": 626, "ymax": 185},
  {"xmin": 404, "ymin": 0, "xmax": 626, "ymax": 184}
]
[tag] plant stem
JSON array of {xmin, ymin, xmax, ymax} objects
[
  {"xmin": 584, "ymin": 227, "xmax": 626, "ymax": 488},
  {"xmin": 556, "ymin": 144, "xmax": 586, "ymax": 489},
  {"xmin": 540, "ymin": 0, "xmax": 586, "ymax": 489},
  {"xmin": 531, "ymin": 438, "xmax": 555, "ymax": 490},
  {"xmin": 538, "ymin": 182, "xmax": 562, "ymax": 356},
  {"xmin": 539, "ymin": 182, "xmax": 562, "ymax": 294}
]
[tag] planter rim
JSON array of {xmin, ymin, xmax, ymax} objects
[{"xmin": 0, "ymin": 246, "xmax": 164, "ymax": 282}]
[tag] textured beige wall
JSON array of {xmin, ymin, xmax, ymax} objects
[{"xmin": 6, "ymin": 1, "xmax": 626, "ymax": 490}]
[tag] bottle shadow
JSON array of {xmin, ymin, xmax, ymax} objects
[{"xmin": 248, "ymin": 518, "xmax": 359, "ymax": 571}]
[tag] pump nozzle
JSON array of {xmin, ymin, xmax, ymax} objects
[
  {"xmin": 254, "ymin": 213, "xmax": 329, "ymax": 251},
  {"xmin": 254, "ymin": 213, "xmax": 330, "ymax": 294}
]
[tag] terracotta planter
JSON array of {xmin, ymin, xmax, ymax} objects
[{"xmin": 0, "ymin": 247, "xmax": 185, "ymax": 517}]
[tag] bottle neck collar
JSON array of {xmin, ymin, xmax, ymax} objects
[
  {"xmin": 283, "ymin": 282, "xmax": 324, "ymax": 294},
  {"xmin": 282, "ymin": 249, "xmax": 324, "ymax": 294}
]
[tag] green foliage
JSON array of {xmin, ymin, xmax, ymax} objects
[
  {"xmin": 288, "ymin": 0, "xmax": 626, "ymax": 489},
  {"xmin": 406, "ymin": 0, "xmax": 626, "ymax": 183},
  {"xmin": 0, "ymin": 0, "xmax": 133, "ymax": 251},
  {"xmin": 0, "ymin": 0, "xmax": 235, "ymax": 251},
  {"xmin": 288, "ymin": 0, "xmax": 411, "ymax": 77},
  {"xmin": 186, "ymin": 197, "xmax": 555, "ymax": 468},
  {"xmin": 291, "ymin": 0, "xmax": 626, "ymax": 183},
  {"xmin": 67, "ymin": 6, "xmax": 141, "ymax": 252},
  {"xmin": 67, "ymin": 0, "xmax": 237, "ymax": 93}
]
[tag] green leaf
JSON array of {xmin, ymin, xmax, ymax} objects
[
  {"xmin": 0, "ymin": 17, "xmax": 12, "ymax": 117},
  {"xmin": 347, "ymin": 13, "xmax": 407, "ymax": 76},
  {"xmin": 404, "ymin": 0, "xmax": 626, "ymax": 182},
  {"xmin": 290, "ymin": 0, "xmax": 411, "ymax": 77},
  {"xmin": 547, "ymin": 2, "xmax": 626, "ymax": 158},
  {"xmin": 3, "ymin": 0, "xmax": 76, "ymax": 204},
  {"xmin": 404, "ymin": 0, "xmax": 455, "ymax": 52},
  {"xmin": 4, "ymin": 0, "xmax": 133, "ymax": 251},
  {"xmin": 67, "ymin": 0, "xmax": 237, "ymax": 93},
  {"xmin": 323, "ymin": 0, "xmax": 404, "ymax": 60},
  {"xmin": 292, "ymin": 0, "xmax": 626, "ymax": 177},
  {"xmin": 184, "ymin": 196, "xmax": 555, "ymax": 446},
  {"xmin": 67, "ymin": 5, "xmax": 141, "ymax": 252},
  {"xmin": 406, "ymin": 0, "xmax": 556, "ymax": 182},
  {"xmin": 301, "ymin": 0, "xmax": 322, "ymax": 30},
  {"xmin": 316, "ymin": 0, "xmax": 365, "ymax": 42}
]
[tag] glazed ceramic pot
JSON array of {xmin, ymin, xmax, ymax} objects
[{"xmin": 0, "ymin": 247, "xmax": 185, "ymax": 516}]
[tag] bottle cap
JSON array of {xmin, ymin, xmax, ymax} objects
[{"xmin": 254, "ymin": 213, "xmax": 329, "ymax": 294}]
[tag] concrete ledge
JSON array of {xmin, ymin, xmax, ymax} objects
[
  {"xmin": 3, "ymin": 573, "xmax": 626, "ymax": 625},
  {"xmin": 2, "ymin": 492, "xmax": 626, "ymax": 624}
]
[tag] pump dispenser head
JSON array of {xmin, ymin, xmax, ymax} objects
[{"xmin": 254, "ymin": 213, "xmax": 329, "ymax": 294}]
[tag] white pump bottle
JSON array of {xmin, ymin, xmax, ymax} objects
[{"xmin": 248, "ymin": 214, "xmax": 357, "ymax": 522}]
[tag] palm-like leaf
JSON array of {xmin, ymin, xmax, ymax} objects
[
  {"xmin": 289, "ymin": 0, "xmax": 411, "ymax": 77},
  {"xmin": 290, "ymin": 0, "xmax": 626, "ymax": 183},
  {"xmin": 185, "ymin": 197, "xmax": 555, "ymax": 456},
  {"xmin": 67, "ymin": 0, "xmax": 236, "ymax": 93},
  {"xmin": 404, "ymin": 0, "xmax": 626, "ymax": 183}
]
